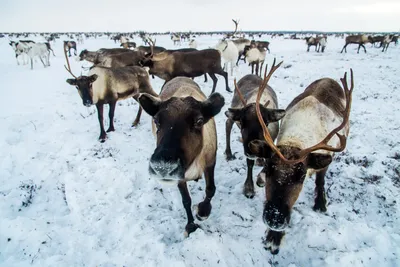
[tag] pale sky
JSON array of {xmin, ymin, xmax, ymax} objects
[{"xmin": 1, "ymin": 0, "xmax": 399, "ymax": 32}]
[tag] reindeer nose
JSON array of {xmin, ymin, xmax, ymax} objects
[
  {"xmin": 263, "ymin": 202, "xmax": 290, "ymax": 231},
  {"xmin": 149, "ymin": 150, "xmax": 183, "ymax": 180}
]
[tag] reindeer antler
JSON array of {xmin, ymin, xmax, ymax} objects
[
  {"xmin": 232, "ymin": 19, "xmax": 239, "ymax": 37},
  {"xmin": 64, "ymin": 46, "xmax": 77, "ymax": 79},
  {"xmin": 147, "ymin": 37, "xmax": 156, "ymax": 57},
  {"xmin": 234, "ymin": 78, "xmax": 247, "ymax": 106},
  {"xmin": 255, "ymin": 64, "xmax": 354, "ymax": 164}
]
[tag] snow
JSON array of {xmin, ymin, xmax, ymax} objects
[{"xmin": 0, "ymin": 34, "xmax": 400, "ymax": 267}]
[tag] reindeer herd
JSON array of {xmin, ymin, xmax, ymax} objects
[{"xmin": 3, "ymin": 25, "xmax": 397, "ymax": 255}]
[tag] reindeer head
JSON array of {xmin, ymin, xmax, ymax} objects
[
  {"xmin": 226, "ymin": 78, "xmax": 285, "ymax": 159},
  {"xmin": 64, "ymin": 47, "xmax": 98, "ymax": 107},
  {"xmin": 139, "ymin": 92, "xmax": 224, "ymax": 182}
]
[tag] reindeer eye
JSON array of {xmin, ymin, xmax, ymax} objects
[{"xmin": 195, "ymin": 118, "xmax": 204, "ymax": 127}]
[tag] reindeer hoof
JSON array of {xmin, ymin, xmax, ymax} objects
[
  {"xmin": 225, "ymin": 152, "xmax": 236, "ymax": 161},
  {"xmin": 131, "ymin": 121, "xmax": 139, "ymax": 127},
  {"xmin": 256, "ymin": 173, "xmax": 265, "ymax": 187},
  {"xmin": 99, "ymin": 134, "xmax": 107, "ymax": 143},
  {"xmin": 226, "ymin": 88, "xmax": 232, "ymax": 93},
  {"xmin": 263, "ymin": 230, "xmax": 285, "ymax": 255},
  {"xmin": 243, "ymin": 185, "xmax": 255, "ymax": 198},
  {"xmin": 184, "ymin": 222, "xmax": 199, "ymax": 237},
  {"xmin": 196, "ymin": 202, "xmax": 212, "ymax": 221},
  {"xmin": 106, "ymin": 127, "xmax": 115, "ymax": 132}
]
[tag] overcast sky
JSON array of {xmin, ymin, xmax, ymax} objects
[{"xmin": 1, "ymin": 0, "xmax": 399, "ymax": 32}]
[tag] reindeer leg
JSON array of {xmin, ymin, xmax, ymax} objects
[
  {"xmin": 204, "ymin": 74, "xmax": 208, "ymax": 83},
  {"xmin": 357, "ymin": 44, "xmax": 361, "ymax": 53},
  {"xmin": 196, "ymin": 162, "xmax": 216, "ymax": 221},
  {"xmin": 30, "ymin": 58, "xmax": 33, "ymax": 70},
  {"xmin": 224, "ymin": 118, "xmax": 235, "ymax": 160},
  {"xmin": 307, "ymin": 45, "xmax": 310, "ymax": 52},
  {"xmin": 96, "ymin": 103, "xmax": 107, "ymax": 142},
  {"xmin": 251, "ymin": 63, "xmax": 254, "ymax": 74},
  {"xmin": 255, "ymin": 62, "xmax": 260, "ymax": 76},
  {"xmin": 178, "ymin": 181, "xmax": 198, "ymax": 237},
  {"xmin": 340, "ymin": 44, "xmax": 347, "ymax": 53},
  {"xmin": 208, "ymin": 72, "xmax": 218, "ymax": 94},
  {"xmin": 362, "ymin": 44, "xmax": 366, "ymax": 53},
  {"xmin": 132, "ymin": 106, "xmax": 142, "ymax": 127},
  {"xmin": 39, "ymin": 56, "xmax": 46, "ymax": 68},
  {"xmin": 243, "ymin": 158, "xmax": 255, "ymax": 198},
  {"xmin": 106, "ymin": 100, "xmax": 116, "ymax": 132},
  {"xmin": 313, "ymin": 167, "xmax": 328, "ymax": 212}
]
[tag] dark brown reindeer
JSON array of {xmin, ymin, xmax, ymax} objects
[
  {"xmin": 139, "ymin": 41, "xmax": 231, "ymax": 94},
  {"xmin": 381, "ymin": 35, "xmax": 394, "ymax": 52},
  {"xmin": 225, "ymin": 74, "xmax": 285, "ymax": 198},
  {"xmin": 64, "ymin": 49, "xmax": 157, "ymax": 142},
  {"xmin": 340, "ymin": 34, "xmax": 370, "ymax": 53},
  {"xmin": 64, "ymin": 41, "xmax": 77, "ymax": 57},
  {"xmin": 249, "ymin": 62, "xmax": 354, "ymax": 254},
  {"xmin": 138, "ymin": 77, "xmax": 225, "ymax": 236},
  {"xmin": 369, "ymin": 35, "xmax": 384, "ymax": 47}
]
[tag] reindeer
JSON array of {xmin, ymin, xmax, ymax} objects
[
  {"xmin": 233, "ymin": 38, "xmax": 251, "ymax": 65},
  {"xmin": 78, "ymin": 49, "xmax": 145, "ymax": 68},
  {"xmin": 139, "ymin": 42, "xmax": 231, "ymax": 94},
  {"xmin": 171, "ymin": 34, "xmax": 181, "ymax": 46},
  {"xmin": 64, "ymin": 41, "xmax": 77, "ymax": 57},
  {"xmin": 138, "ymin": 77, "xmax": 225, "ymax": 236},
  {"xmin": 215, "ymin": 39, "xmax": 238, "ymax": 76},
  {"xmin": 64, "ymin": 49, "xmax": 157, "ymax": 142},
  {"xmin": 248, "ymin": 60, "xmax": 354, "ymax": 254},
  {"xmin": 120, "ymin": 42, "xmax": 137, "ymax": 49},
  {"xmin": 189, "ymin": 39, "xmax": 197, "ymax": 49},
  {"xmin": 381, "ymin": 35, "xmax": 394, "ymax": 52},
  {"xmin": 243, "ymin": 43, "xmax": 266, "ymax": 76},
  {"xmin": 224, "ymin": 74, "xmax": 285, "ymax": 198},
  {"xmin": 305, "ymin": 37, "xmax": 320, "ymax": 52},
  {"xmin": 25, "ymin": 43, "xmax": 51, "ymax": 69},
  {"xmin": 369, "ymin": 35, "xmax": 384, "ymax": 47},
  {"xmin": 340, "ymin": 34, "xmax": 370, "ymax": 53},
  {"xmin": 9, "ymin": 40, "xmax": 34, "ymax": 65},
  {"xmin": 317, "ymin": 37, "xmax": 327, "ymax": 52}
]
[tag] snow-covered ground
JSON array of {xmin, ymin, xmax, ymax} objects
[{"xmin": 0, "ymin": 34, "xmax": 399, "ymax": 267}]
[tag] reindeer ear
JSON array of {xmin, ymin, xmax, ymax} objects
[
  {"xmin": 66, "ymin": 79, "xmax": 77, "ymax": 86},
  {"xmin": 307, "ymin": 153, "xmax": 332, "ymax": 170},
  {"xmin": 262, "ymin": 107, "xmax": 286, "ymax": 123},
  {"xmin": 201, "ymin": 93, "xmax": 225, "ymax": 121},
  {"xmin": 225, "ymin": 108, "xmax": 242, "ymax": 121},
  {"xmin": 88, "ymin": 74, "xmax": 98, "ymax": 83},
  {"xmin": 138, "ymin": 93, "xmax": 161, "ymax": 117}
]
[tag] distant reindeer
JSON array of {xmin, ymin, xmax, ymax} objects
[
  {"xmin": 9, "ymin": 40, "xmax": 35, "ymax": 65},
  {"xmin": 120, "ymin": 42, "xmax": 137, "ymax": 49},
  {"xmin": 171, "ymin": 34, "xmax": 181, "ymax": 46},
  {"xmin": 64, "ymin": 50, "xmax": 157, "ymax": 142},
  {"xmin": 340, "ymin": 35, "xmax": 370, "ymax": 53},
  {"xmin": 26, "ymin": 43, "xmax": 51, "ymax": 69},
  {"xmin": 381, "ymin": 35, "xmax": 393, "ymax": 52},
  {"xmin": 305, "ymin": 37, "xmax": 319, "ymax": 52},
  {"xmin": 243, "ymin": 43, "xmax": 266, "ymax": 76},
  {"xmin": 64, "ymin": 41, "xmax": 77, "ymax": 57},
  {"xmin": 369, "ymin": 35, "xmax": 384, "ymax": 47},
  {"xmin": 189, "ymin": 39, "xmax": 197, "ymax": 49},
  {"xmin": 215, "ymin": 39, "xmax": 238, "ymax": 76}
]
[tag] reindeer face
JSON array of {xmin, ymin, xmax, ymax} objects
[
  {"xmin": 249, "ymin": 144, "xmax": 332, "ymax": 231},
  {"xmin": 66, "ymin": 74, "xmax": 98, "ymax": 107},
  {"xmin": 78, "ymin": 50, "xmax": 88, "ymax": 61},
  {"xmin": 225, "ymin": 104, "xmax": 285, "ymax": 159},
  {"xmin": 139, "ymin": 93, "xmax": 224, "ymax": 182}
]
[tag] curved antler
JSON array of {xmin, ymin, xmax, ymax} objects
[
  {"xmin": 64, "ymin": 46, "xmax": 77, "ymax": 79},
  {"xmin": 234, "ymin": 78, "xmax": 247, "ymax": 106},
  {"xmin": 255, "ymin": 65, "xmax": 354, "ymax": 164}
]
